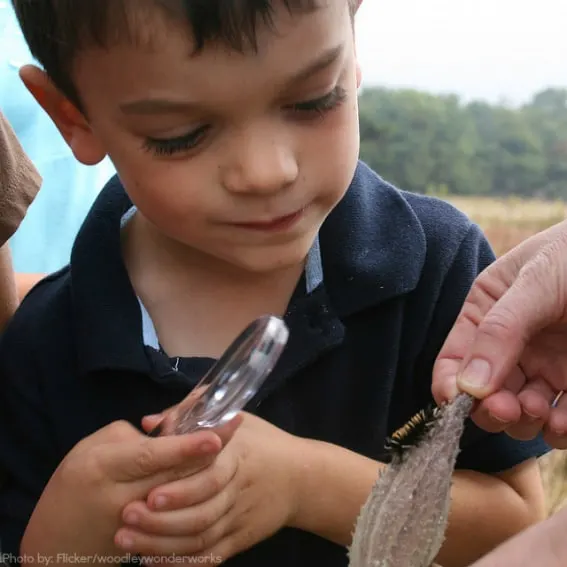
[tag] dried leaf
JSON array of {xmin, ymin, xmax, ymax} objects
[{"xmin": 348, "ymin": 393, "xmax": 473, "ymax": 567}]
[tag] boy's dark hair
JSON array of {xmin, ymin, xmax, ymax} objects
[{"xmin": 12, "ymin": 0, "xmax": 355, "ymax": 112}]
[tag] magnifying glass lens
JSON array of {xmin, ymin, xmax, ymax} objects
[{"xmin": 150, "ymin": 315, "xmax": 289, "ymax": 436}]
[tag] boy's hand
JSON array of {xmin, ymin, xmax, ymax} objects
[
  {"xmin": 116, "ymin": 412, "xmax": 304, "ymax": 564},
  {"xmin": 22, "ymin": 418, "xmax": 239, "ymax": 564}
]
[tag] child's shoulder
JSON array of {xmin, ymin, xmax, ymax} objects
[
  {"xmin": 0, "ymin": 265, "xmax": 73, "ymax": 358},
  {"xmin": 358, "ymin": 161, "xmax": 481, "ymax": 254},
  {"xmin": 320, "ymin": 162, "xmax": 493, "ymax": 311},
  {"xmin": 333, "ymin": 161, "xmax": 482, "ymax": 251}
]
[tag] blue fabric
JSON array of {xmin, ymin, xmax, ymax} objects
[{"xmin": 0, "ymin": 1, "xmax": 115, "ymax": 274}]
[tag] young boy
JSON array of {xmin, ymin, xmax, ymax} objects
[{"xmin": 0, "ymin": 2, "xmax": 549, "ymax": 567}]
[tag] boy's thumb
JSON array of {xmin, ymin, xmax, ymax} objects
[{"xmin": 456, "ymin": 269, "xmax": 556, "ymax": 397}]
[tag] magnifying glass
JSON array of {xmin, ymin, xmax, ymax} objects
[{"xmin": 148, "ymin": 314, "xmax": 289, "ymax": 436}]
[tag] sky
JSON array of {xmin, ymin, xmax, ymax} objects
[{"xmin": 354, "ymin": 0, "xmax": 567, "ymax": 106}]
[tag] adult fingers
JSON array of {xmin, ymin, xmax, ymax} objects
[
  {"xmin": 467, "ymin": 364, "xmax": 526, "ymax": 431},
  {"xmin": 469, "ymin": 391, "xmax": 522, "ymax": 433},
  {"xmin": 502, "ymin": 379, "xmax": 556, "ymax": 441},
  {"xmin": 432, "ymin": 263, "xmax": 512, "ymax": 404},
  {"xmin": 544, "ymin": 392, "xmax": 567, "ymax": 448},
  {"xmin": 457, "ymin": 249, "xmax": 563, "ymax": 398}
]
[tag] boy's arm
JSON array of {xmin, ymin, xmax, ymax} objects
[
  {"xmin": 290, "ymin": 439, "xmax": 545, "ymax": 567},
  {"xmin": 439, "ymin": 462, "xmax": 546, "ymax": 566},
  {"xmin": 292, "ymin": 220, "xmax": 547, "ymax": 567}
]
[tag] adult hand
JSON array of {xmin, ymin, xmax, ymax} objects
[
  {"xmin": 0, "ymin": 112, "xmax": 41, "ymax": 245},
  {"xmin": 468, "ymin": 503, "xmax": 567, "ymax": 567},
  {"xmin": 432, "ymin": 219, "xmax": 567, "ymax": 448}
]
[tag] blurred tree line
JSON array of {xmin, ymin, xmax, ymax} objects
[{"xmin": 358, "ymin": 87, "xmax": 567, "ymax": 199}]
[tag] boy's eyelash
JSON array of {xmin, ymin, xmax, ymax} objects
[
  {"xmin": 288, "ymin": 85, "xmax": 348, "ymax": 115},
  {"xmin": 142, "ymin": 125, "xmax": 209, "ymax": 157},
  {"xmin": 142, "ymin": 85, "xmax": 348, "ymax": 157}
]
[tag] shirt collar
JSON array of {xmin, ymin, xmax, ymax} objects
[{"xmin": 70, "ymin": 161, "xmax": 425, "ymax": 377}]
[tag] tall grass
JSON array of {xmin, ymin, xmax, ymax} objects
[{"xmin": 445, "ymin": 195, "xmax": 566, "ymax": 256}]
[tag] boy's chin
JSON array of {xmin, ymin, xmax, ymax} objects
[
  {"xmin": 212, "ymin": 240, "xmax": 315, "ymax": 276},
  {"xmin": 225, "ymin": 250, "xmax": 309, "ymax": 275}
]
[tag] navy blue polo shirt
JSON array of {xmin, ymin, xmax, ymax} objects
[{"xmin": 0, "ymin": 161, "xmax": 549, "ymax": 566}]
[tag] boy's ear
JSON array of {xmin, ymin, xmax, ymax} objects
[
  {"xmin": 351, "ymin": 2, "xmax": 363, "ymax": 88},
  {"xmin": 18, "ymin": 64, "xmax": 106, "ymax": 166}
]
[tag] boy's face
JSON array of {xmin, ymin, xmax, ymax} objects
[{"xmin": 29, "ymin": 1, "xmax": 361, "ymax": 274}]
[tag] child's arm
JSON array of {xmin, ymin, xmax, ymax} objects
[{"xmin": 290, "ymin": 439, "xmax": 546, "ymax": 567}]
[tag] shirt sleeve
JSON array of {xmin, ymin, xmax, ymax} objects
[
  {"xmin": 0, "ymin": 318, "xmax": 61, "ymax": 560},
  {"xmin": 419, "ymin": 221, "xmax": 551, "ymax": 474}
]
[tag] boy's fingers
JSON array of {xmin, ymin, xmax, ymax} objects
[
  {"xmin": 141, "ymin": 415, "xmax": 163, "ymax": 433},
  {"xmin": 103, "ymin": 431, "xmax": 222, "ymax": 483},
  {"xmin": 142, "ymin": 412, "xmax": 244, "ymax": 448}
]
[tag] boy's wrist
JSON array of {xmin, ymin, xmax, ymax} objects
[
  {"xmin": 286, "ymin": 436, "xmax": 324, "ymax": 532},
  {"xmin": 287, "ymin": 437, "xmax": 384, "ymax": 545}
]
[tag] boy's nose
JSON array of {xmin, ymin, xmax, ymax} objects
[{"xmin": 221, "ymin": 136, "xmax": 298, "ymax": 196}]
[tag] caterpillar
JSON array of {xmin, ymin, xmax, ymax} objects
[{"xmin": 385, "ymin": 404, "xmax": 442, "ymax": 458}]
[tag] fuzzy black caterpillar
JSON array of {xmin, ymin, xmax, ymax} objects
[{"xmin": 384, "ymin": 404, "xmax": 442, "ymax": 458}]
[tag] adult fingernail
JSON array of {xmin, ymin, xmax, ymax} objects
[
  {"xmin": 489, "ymin": 412, "xmax": 510, "ymax": 425},
  {"xmin": 458, "ymin": 359, "xmax": 492, "ymax": 390},
  {"xmin": 446, "ymin": 379, "xmax": 460, "ymax": 401},
  {"xmin": 524, "ymin": 411, "xmax": 540, "ymax": 422}
]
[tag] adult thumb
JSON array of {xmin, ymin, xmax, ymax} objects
[{"xmin": 457, "ymin": 253, "xmax": 560, "ymax": 397}]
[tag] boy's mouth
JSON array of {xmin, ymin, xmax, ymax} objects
[{"xmin": 230, "ymin": 207, "xmax": 306, "ymax": 232}]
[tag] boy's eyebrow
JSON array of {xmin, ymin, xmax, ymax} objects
[
  {"xmin": 119, "ymin": 98, "xmax": 199, "ymax": 116},
  {"xmin": 119, "ymin": 44, "xmax": 344, "ymax": 116},
  {"xmin": 285, "ymin": 42, "xmax": 344, "ymax": 85}
]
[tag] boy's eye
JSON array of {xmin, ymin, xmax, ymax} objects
[
  {"xmin": 141, "ymin": 85, "xmax": 347, "ymax": 157},
  {"xmin": 142, "ymin": 125, "xmax": 210, "ymax": 157},
  {"xmin": 288, "ymin": 85, "xmax": 348, "ymax": 116}
]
